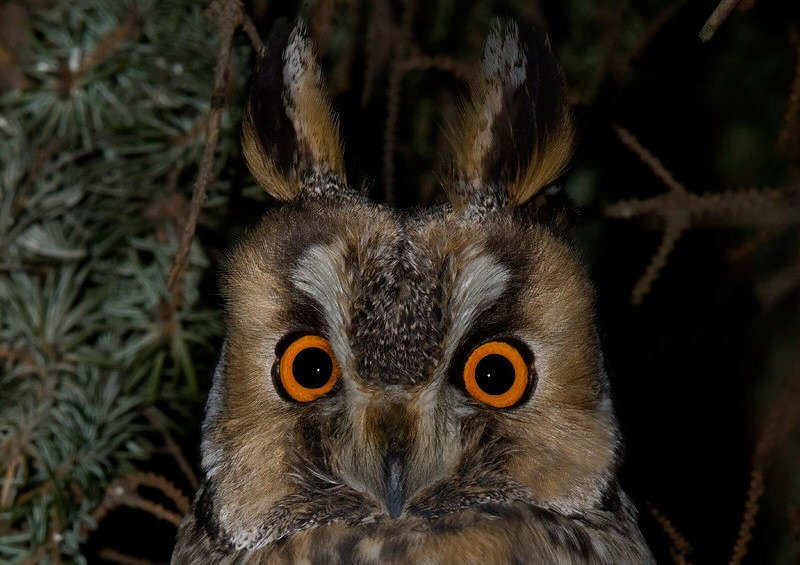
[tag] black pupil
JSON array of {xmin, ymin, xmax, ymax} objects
[
  {"xmin": 292, "ymin": 347, "xmax": 333, "ymax": 389},
  {"xmin": 474, "ymin": 354, "xmax": 517, "ymax": 395}
]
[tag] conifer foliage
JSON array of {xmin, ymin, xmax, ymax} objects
[{"xmin": 0, "ymin": 1, "xmax": 248, "ymax": 561}]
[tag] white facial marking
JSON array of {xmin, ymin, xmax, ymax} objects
[
  {"xmin": 291, "ymin": 241, "xmax": 354, "ymax": 373},
  {"xmin": 444, "ymin": 249, "xmax": 509, "ymax": 361}
]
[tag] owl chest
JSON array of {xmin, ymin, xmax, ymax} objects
[{"xmin": 248, "ymin": 514, "xmax": 653, "ymax": 565}]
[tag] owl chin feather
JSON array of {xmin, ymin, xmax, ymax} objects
[{"xmin": 172, "ymin": 17, "xmax": 655, "ymax": 565}]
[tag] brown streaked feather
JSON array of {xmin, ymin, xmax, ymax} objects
[
  {"xmin": 448, "ymin": 20, "xmax": 575, "ymax": 210},
  {"xmin": 242, "ymin": 19, "xmax": 345, "ymax": 201}
]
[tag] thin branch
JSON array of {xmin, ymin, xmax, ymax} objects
[
  {"xmin": 648, "ymin": 503, "xmax": 694, "ymax": 565},
  {"xmin": 621, "ymin": 0, "xmax": 692, "ymax": 70},
  {"xmin": 81, "ymin": 12, "xmax": 141, "ymax": 71},
  {"xmin": 630, "ymin": 212, "xmax": 688, "ymax": 305},
  {"xmin": 789, "ymin": 505, "xmax": 800, "ymax": 537},
  {"xmin": 0, "ymin": 456, "xmax": 20, "ymax": 507},
  {"xmin": 777, "ymin": 43, "xmax": 800, "ymax": 159},
  {"xmin": 145, "ymin": 409, "xmax": 199, "ymax": 490},
  {"xmin": 728, "ymin": 359, "xmax": 800, "ymax": 564},
  {"xmin": 607, "ymin": 125, "xmax": 799, "ymax": 304},
  {"xmin": 699, "ymin": 0, "xmax": 742, "ymax": 43},
  {"xmin": 381, "ymin": 0, "xmax": 416, "ymax": 204},
  {"xmin": 728, "ymin": 467, "xmax": 764, "ymax": 565},
  {"xmin": 91, "ymin": 473, "xmax": 187, "ymax": 527},
  {"xmin": 241, "ymin": 13, "xmax": 263, "ymax": 51},
  {"xmin": 361, "ymin": 0, "xmax": 392, "ymax": 106},
  {"xmin": 57, "ymin": 11, "xmax": 141, "ymax": 97},
  {"xmin": 128, "ymin": 472, "xmax": 191, "ymax": 514},
  {"xmin": 613, "ymin": 125, "xmax": 686, "ymax": 194},
  {"xmin": 18, "ymin": 543, "xmax": 50, "ymax": 565},
  {"xmin": 165, "ymin": 0, "xmax": 250, "ymax": 311},
  {"xmin": 98, "ymin": 549, "xmax": 164, "ymax": 565},
  {"xmin": 401, "ymin": 52, "xmax": 471, "ymax": 82},
  {"xmin": 120, "ymin": 494, "xmax": 184, "ymax": 526}
]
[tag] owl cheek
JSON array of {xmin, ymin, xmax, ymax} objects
[{"xmin": 501, "ymin": 408, "xmax": 616, "ymax": 506}]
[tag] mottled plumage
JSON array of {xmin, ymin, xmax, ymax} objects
[{"xmin": 172, "ymin": 18, "xmax": 654, "ymax": 565}]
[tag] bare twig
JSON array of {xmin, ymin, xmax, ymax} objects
[
  {"xmin": 605, "ymin": 186, "xmax": 792, "ymax": 228},
  {"xmin": 129, "ymin": 472, "xmax": 191, "ymax": 514},
  {"xmin": 621, "ymin": 0, "xmax": 692, "ymax": 70},
  {"xmin": 99, "ymin": 549, "xmax": 164, "ymax": 565},
  {"xmin": 361, "ymin": 0, "xmax": 393, "ymax": 106},
  {"xmin": 754, "ymin": 360, "xmax": 800, "ymax": 464},
  {"xmin": 699, "ymin": 0, "xmax": 742, "ymax": 43},
  {"xmin": 757, "ymin": 259, "xmax": 800, "ymax": 308},
  {"xmin": 0, "ymin": 456, "xmax": 20, "ymax": 507},
  {"xmin": 644, "ymin": 359, "xmax": 799, "ymax": 565},
  {"xmin": 729, "ymin": 467, "xmax": 765, "ymax": 565},
  {"xmin": 609, "ymin": 125, "xmax": 688, "ymax": 305},
  {"xmin": 91, "ymin": 473, "xmax": 188, "ymax": 527},
  {"xmin": 777, "ymin": 43, "xmax": 800, "ymax": 159},
  {"xmin": 613, "ymin": 125, "xmax": 686, "ymax": 194},
  {"xmin": 728, "ymin": 360, "xmax": 800, "ymax": 563},
  {"xmin": 630, "ymin": 211, "xmax": 688, "ymax": 305},
  {"xmin": 727, "ymin": 229, "xmax": 775, "ymax": 262},
  {"xmin": 607, "ymin": 125, "xmax": 799, "ymax": 304},
  {"xmin": 56, "ymin": 11, "xmax": 141, "ymax": 97},
  {"xmin": 145, "ymin": 409, "xmax": 199, "ymax": 490},
  {"xmin": 648, "ymin": 504, "xmax": 694, "ymax": 565},
  {"xmin": 18, "ymin": 543, "xmax": 50, "ymax": 565},
  {"xmin": 165, "ymin": 0, "xmax": 252, "ymax": 311},
  {"xmin": 82, "ymin": 12, "xmax": 141, "ymax": 71},
  {"xmin": 241, "ymin": 13, "xmax": 263, "ymax": 51},
  {"xmin": 401, "ymin": 52, "xmax": 471, "ymax": 82},
  {"xmin": 789, "ymin": 505, "xmax": 800, "ymax": 537},
  {"xmin": 737, "ymin": 0, "xmax": 757, "ymax": 12},
  {"xmin": 382, "ymin": 0, "xmax": 417, "ymax": 204}
]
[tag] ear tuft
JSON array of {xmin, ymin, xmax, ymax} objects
[
  {"xmin": 242, "ymin": 19, "xmax": 346, "ymax": 201},
  {"xmin": 448, "ymin": 21, "xmax": 575, "ymax": 211}
]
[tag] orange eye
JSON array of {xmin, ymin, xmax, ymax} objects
[
  {"xmin": 463, "ymin": 341, "xmax": 529, "ymax": 408},
  {"xmin": 278, "ymin": 335, "xmax": 340, "ymax": 402}
]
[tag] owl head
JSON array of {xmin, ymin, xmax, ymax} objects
[{"xmin": 187, "ymin": 18, "xmax": 628, "ymax": 557}]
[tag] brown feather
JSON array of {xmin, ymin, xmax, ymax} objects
[
  {"xmin": 241, "ymin": 19, "xmax": 345, "ymax": 201},
  {"xmin": 448, "ymin": 20, "xmax": 575, "ymax": 210}
]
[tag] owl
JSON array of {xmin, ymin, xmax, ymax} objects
[{"xmin": 172, "ymin": 18, "xmax": 655, "ymax": 565}]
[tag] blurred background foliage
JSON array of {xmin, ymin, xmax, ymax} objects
[{"xmin": 0, "ymin": 0, "xmax": 798, "ymax": 563}]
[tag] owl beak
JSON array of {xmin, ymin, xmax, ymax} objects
[{"xmin": 383, "ymin": 438, "xmax": 405, "ymax": 519}]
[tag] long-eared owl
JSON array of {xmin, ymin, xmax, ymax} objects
[{"xmin": 172, "ymin": 17, "xmax": 655, "ymax": 565}]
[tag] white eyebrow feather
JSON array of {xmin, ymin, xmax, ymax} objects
[
  {"xmin": 291, "ymin": 241, "xmax": 508, "ymax": 383},
  {"xmin": 443, "ymin": 249, "xmax": 509, "ymax": 360},
  {"xmin": 290, "ymin": 241, "xmax": 353, "ymax": 366}
]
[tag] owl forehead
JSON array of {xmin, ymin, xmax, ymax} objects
[{"xmin": 282, "ymin": 203, "xmax": 516, "ymax": 386}]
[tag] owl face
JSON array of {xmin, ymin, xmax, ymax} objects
[{"xmin": 176, "ymin": 19, "xmax": 649, "ymax": 563}]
